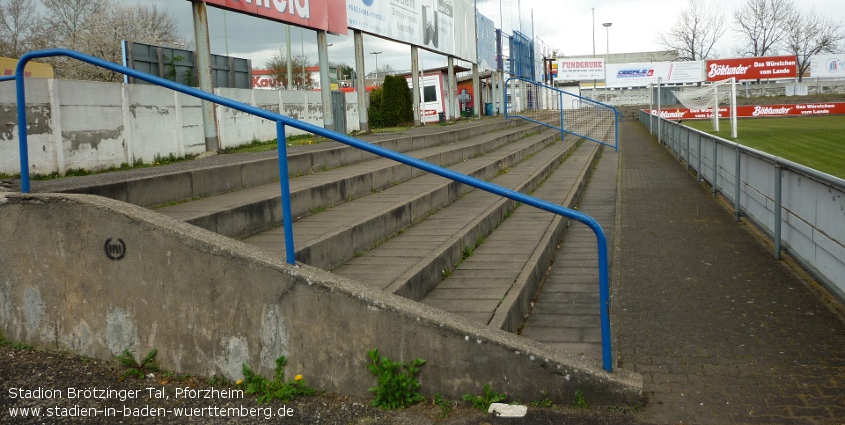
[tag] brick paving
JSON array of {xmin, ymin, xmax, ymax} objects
[{"xmin": 615, "ymin": 121, "xmax": 845, "ymax": 424}]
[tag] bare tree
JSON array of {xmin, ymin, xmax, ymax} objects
[
  {"xmin": 733, "ymin": 0, "xmax": 795, "ymax": 57},
  {"xmin": 266, "ymin": 49, "xmax": 314, "ymax": 90},
  {"xmin": 784, "ymin": 9, "xmax": 845, "ymax": 81},
  {"xmin": 41, "ymin": 0, "xmax": 97, "ymax": 50},
  {"xmin": 657, "ymin": 0, "xmax": 725, "ymax": 60},
  {"xmin": 0, "ymin": 0, "xmax": 48, "ymax": 57},
  {"xmin": 65, "ymin": 2, "xmax": 185, "ymax": 82}
]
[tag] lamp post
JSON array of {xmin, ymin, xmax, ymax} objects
[
  {"xmin": 592, "ymin": 8, "xmax": 596, "ymax": 95},
  {"xmin": 370, "ymin": 51, "xmax": 382, "ymax": 84},
  {"xmin": 603, "ymin": 22, "xmax": 612, "ymax": 101}
]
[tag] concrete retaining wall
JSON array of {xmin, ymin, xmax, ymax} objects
[
  {"xmin": 0, "ymin": 192, "xmax": 641, "ymax": 405},
  {"xmin": 0, "ymin": 79, "xmax": 361, "ymax": 176}
]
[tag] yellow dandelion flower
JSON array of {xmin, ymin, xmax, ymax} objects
[
  {"xmin": 236, "ymin": 379, "xmax": 243, "ymax": 385},
  {"xmin": 294, "ymin": 374, "xmax": 303, "ymax": 381}
]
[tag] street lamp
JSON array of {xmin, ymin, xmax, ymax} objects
[
  {"xmin": 603, "ymin": 23, "xmax": 612, "ymax": 101},
  {"xmin": 370, "ymin": 51, "xmax": 382, "ymax": 84}
]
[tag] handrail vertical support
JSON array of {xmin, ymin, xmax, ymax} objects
[
  {"xmin": 14, "ymin": 73, "xmax": 30, "ymax": 193},
  {"xmin": 734, "ymin": 147, "xmax": 741, "ymax": 221},
  {"xmin": 774, "ymin": 165, "xmax": 783, "ymax": 260},
  {"xmin": 276, "ymin": 121, "xmax": 297, "ymax": 266}
]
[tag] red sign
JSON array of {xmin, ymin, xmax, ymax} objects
[
  {"xmin": 198, "ymin": 0, "xmax": 347, "ymax": 35},
  {"xmin": 706, "ymin": 56, "xmax": 797, "ymax": 81},
  {"xmin": 646, "ymin": 102, "xmax": 845, "ymax": 120}
]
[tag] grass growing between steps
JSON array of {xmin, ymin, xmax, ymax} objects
[
  {"xmin": 221, "ymin": 125, "xmax": 417, "ymax": 154},
  {"xmin": 0, "ymin": 153, "xmax": 198, "ymax": 181}
]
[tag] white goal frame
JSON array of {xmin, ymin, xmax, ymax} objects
[{"xmin": 675, "ymin": 77, "xmax": 738, "ymax": 138}]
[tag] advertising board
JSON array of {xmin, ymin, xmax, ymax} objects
[
  {"xmin": 705, "ymin": 55, "xmax": 797, "ymax": 81},
  {"xmin": 196, "ymin": 0, "xmax": 348, "ymax": 34},
  {"xmin": 647, "ymin": 102, "xmax": 845, "ymax": 120},
  {"xmin": 606, "ymin": 61, "xmax": 703, "ymax": 87},
  {"xmin": 347, "ymin": 0, "xmax": 477, "ymax": 62},
  {"xmin": 555, "ymin": 58, "xmax": 604, "ymax": 81},
  {"xmin": 810, "ymin": 54, "xmax": 845, "ymax": 78}
]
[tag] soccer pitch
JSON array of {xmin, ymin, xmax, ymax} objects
[{"xmin": 684, "ymin": 116, "xmax": 845, "ymax": 180}]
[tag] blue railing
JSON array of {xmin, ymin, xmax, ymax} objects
[
  {"xmin": 505, "ymin": 76, "xmax": 620, "ymax": 151},
  {"xmin": 11, "ymin": 49, "xmax": 614, "ymax": 372}
]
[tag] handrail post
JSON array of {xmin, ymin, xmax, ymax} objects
[
  {"xmin": 15, "ymin": 71, "xmax": 31, "ymax": 193},
  {"xmin": 596, "ymin": 230, "xmax": 613, "ymax": 373},
  {"xmin": 685, "ymin": 128, "xmax": 691, "ymax": 171},
  {"xmin": 276, "ymin": 121, "xmax": 296, "ymax": 266}
]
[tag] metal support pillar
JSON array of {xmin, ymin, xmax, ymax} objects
[
  {"xmin": 317, "ymin": 31, "xmax": 334, "ymax": 131},
  {"xmin": 285, "ymin": 25, "xmax": 293, "ymax": 90},
  {"xmin": 774, "ymin": 166, "xmax": 783, "ymax": 260},
  {"xmin": 472, "ymin": 63, "xmax": 481, "ymax": 118},
  {"xmin": 447, "ymin": 57, "xmax": 456, "ymax": 121},
  {"xmin": 734, "ymin": 148, "xmax": 741, "ymax": 221},
  {"xmin": 354, "ymin": 30, "xmax": 368, "ymax": 132},
  {"xmin": 411, "ymin": 46, "xmax": 420, "ymax": 126},
  {"xmin": 190, "ymin": 1, "xmax": 219, "ymax": 152}
]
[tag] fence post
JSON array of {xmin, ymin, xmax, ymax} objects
[
  {"xmin": 774, "ymin": 165, "xmax": 783, "ymax": 260},
  {"xmin": 685, "ymin": 128, "xmax": 690, "ymax": 171},
  {"xmin": 734, "ymin": 147, "xmax": 741, "ymax": 221},
  {"xmin": 697, "ymin": 133, "xmax": 703, "ymax": 183},
  {"xmin": 276, "ymin": 121, "xmax": 296, "ymax": 265},
  {"xmin": 712, "ymin": 140, "xmax": 718, "ymax": 196}
]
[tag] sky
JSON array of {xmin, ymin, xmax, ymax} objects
[{"xmin": 121, "ymin": 0, "xmax": 845, "ymax": 74}]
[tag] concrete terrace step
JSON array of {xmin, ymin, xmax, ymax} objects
[
  {"xmin": 518, "ymin": 147, "xmax": 619, "ymax": 362},
  {"xmin": 153, "ymin": 122, "xmax": 544, "ymax": 239},
  {"xmin": 33, "ymin": 117, "xmax": 521, "ymax": 208},
  {"xmin": 242, "ymin": 128, "xmax": 562, "ymax": 270},
  {"xmin": 331, "ymin": 134, "xmax": 585, "ymax": 302},
  {"xmin": 420, "ymin": 142, "xmax": 601, "ymax": 329}
]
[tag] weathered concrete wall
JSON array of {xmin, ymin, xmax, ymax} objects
[
  {"xmin": 0, "ymin": 192, "xmax": 641, "ymax": 405},
  {"xmin": 0, "ymin": 80, "xmax": 361, "ymax": 175}
]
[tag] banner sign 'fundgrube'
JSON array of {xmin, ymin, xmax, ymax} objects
[
  {"xmin": 705, "ymin": 55, "xmax": 797, "ymax": 82},
  {"xmin": 196, "ymin": 0, "xmax": 348, "ymax": 35}
]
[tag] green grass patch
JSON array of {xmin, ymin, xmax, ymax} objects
[
  {"xmin": 221, "ymin": 134, "xmax": 325, "ymax": 154},
  {"xmin": 685, "ymin": 116, "xmax": 845, "ymax": 179}
]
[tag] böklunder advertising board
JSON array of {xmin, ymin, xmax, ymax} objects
[
  {"xmin": 705, "ymin": 55, "xmax": 797, "ymax": 82},
  {"xmin": 646, "ymin": 102, "xmax": 845, "ymax": 120}
]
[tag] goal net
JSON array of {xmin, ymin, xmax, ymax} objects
[{"xmin": 673, "ymin": 77, "xmax": 737, "ymax": 138}]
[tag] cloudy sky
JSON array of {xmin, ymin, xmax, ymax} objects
[{"xmin": 121, "ymin": 0, "xmax": 844, "ymax": 73}]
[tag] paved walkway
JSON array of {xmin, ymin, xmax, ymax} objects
[{"xmin": 615, "ymin": 121, "xmax": 845, "ymax": 424}]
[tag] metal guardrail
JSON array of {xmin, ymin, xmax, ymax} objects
[
  {"xmin": 640, "ymin": 110, "xmax": 845, "ymax": 304},
  {"xmin": 9, "ymin": 49, "xmax": 614, "ymax": 372},
  {"xmin": 505, "ymin": 76, "xmax": 620, "ymax": 151}
]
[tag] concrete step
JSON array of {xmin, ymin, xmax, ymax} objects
[
  {"xmin": 420, "ymin": 142, "xmax": 601, "ymax": 329},
  {"xmin": 38, "ymin": 117, "xmax": 521, "ymax": 208},
  {"xmin": 242, "ymin": 128, "xmax": 562, "ymax": 270},
  {"xmin": 153, "ymin": 122, "xmax": 544, "ymax": 239},
  {"xmin": 331, "ymin": 134, "xmax": 586, "ymax": 302},
  {"xmin": 518, "ymin": 148, "xmax": 619, "ymax": 362}
]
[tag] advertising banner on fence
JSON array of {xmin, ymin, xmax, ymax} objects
[
  {"xmin": 348, "ymin": 0, "xmax": 477, "ymax": 62},
  {"xmin": 476, "ymin": 13, "xmax": 498, "ymax": 71},
  {"xmin": 606, "ymin": 61, "xmax": 703, "ymax": 87},
  {"xmin": 555, "ymin": 58, "xmax": 605, "ymax": 81},
  {"xmin": 705, "ymin": 55, "xmax": 797, "ymax": 81},
  {"xmin": 810, "ymin": 54, "xmax": 845, "ymax": 78},
  {"xmin": 197, "ymin": 0, "xmax": 347, "ymax": 34},
  {"xmin": 647, "ymin": 102, "xmax": 845, "ymax": 120}
]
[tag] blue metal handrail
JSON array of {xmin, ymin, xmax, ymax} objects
[
  {"xmin": 505, "ymin": 76, "xmax": 620, "ymax": 151},
  {"xmin": 12, "ymin": 49, "xmax": 614, "ymax": 372}
]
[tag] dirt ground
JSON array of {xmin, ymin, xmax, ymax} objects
[{"xmin": 0, "ymin": 342, "xmax": 650, "ymax": 425}]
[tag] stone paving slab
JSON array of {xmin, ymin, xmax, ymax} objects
[{"xmin": 615, "ymin": 121, "xmax": 845, "ymax": 424}]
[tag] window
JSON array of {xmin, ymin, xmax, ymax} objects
[{"xmin": 423, "ymin": 85, "xmax": 437, "ymax": 103}]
